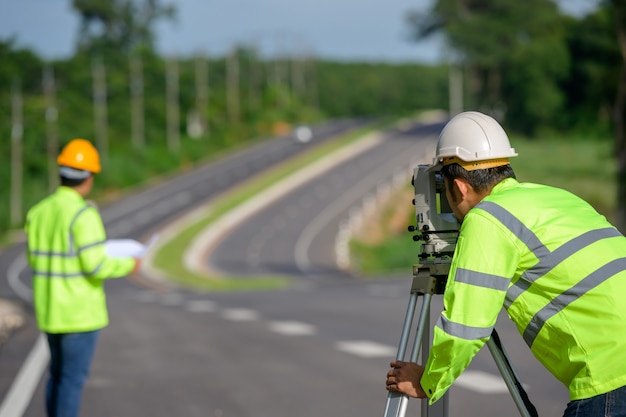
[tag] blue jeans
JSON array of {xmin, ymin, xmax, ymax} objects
[
  {"xmin": 46, "ymin": 331, "xmax": 100, "ymax": 417},
  {"xmin": 564, "ymin": 385, "xmax": 626, "ymax": 417}
]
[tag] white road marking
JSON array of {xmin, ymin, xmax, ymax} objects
[
  {"xmin": 0, "ymin": 334, "xmax": 49, "ymax": 417},
  {"xmin": 7, "ymin": 253, "xmax": 32, "ymax": 301},
  {"xmin": 454, "ymin": 371, "xmax": 511, "ymax": 394},
  {"xmin": 185, "ymin": 300, "xmax": 218, "ymax": 313},
  {"xmin": 221, "ymin": 308, "xmax": 260, "ymax": 321},
  {"xmin": 336, "ymin": 340, "xmax": 397, "ymax": 358},
  {"xmin": 269, "ymin": 321, "xmax": 317, "ymax": 336}
]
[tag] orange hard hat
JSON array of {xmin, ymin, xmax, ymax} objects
[{"xmin": 57, "ymin": 138, "xmax": 101, "ymax": 174}]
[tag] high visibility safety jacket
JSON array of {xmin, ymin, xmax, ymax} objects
[
  {"xmin": 421, "ymin": 178, "xmax": 626, "ymax": 403},
  {"xmin": 25, "ymin": 186, "xmax": 135, "ymax": 334}
]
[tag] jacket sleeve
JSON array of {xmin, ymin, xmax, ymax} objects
[
  {"xmin": 420, "ymin": 210, "xmax": 520, "ymax": 404},
  {"xmin": 72, "ymin": 205, "xmax": 135, "ymax": 279}
]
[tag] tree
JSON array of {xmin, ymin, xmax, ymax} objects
[
  {"xmin": 406, "ymin": 0, "xmax": 570, "ymax": 134},
  {"xmin": 72, "ymin": 0, "xmax": 176, "ymax": 55},
  {"xmin": 609, "ymin": 0, "xmax": 626, "ymax": 232}
]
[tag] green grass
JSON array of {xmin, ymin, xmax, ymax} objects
[
  {"xmin": 151, "ymin": 120, "xmax": 391, "ymax": 291},
  {"xmin": 350, "ymin": 135, "xmax": 618, "ymax": 276},
  {"xmin": 510, "ymin": 135, "xmax": 616, "ymax": 220}
]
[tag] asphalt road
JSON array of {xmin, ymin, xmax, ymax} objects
[{"xmin": 0, "ymin": 119, "xmax": 570, "ymax": 417}]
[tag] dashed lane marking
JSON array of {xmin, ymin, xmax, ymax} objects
[
  {"xmin": 335, "ymin": 340, "xmax": 397, "ymax": 358},
  {"xmin": 185, "ymin": 300, "xmax": 218, "ymax": 313},
  {"xmin": 455, "ymin": 370, "xmax": 510, "ymax": 394},
  {"xmin": 221, "ymin": 308, "xmax": 260, "ymax": 321},
  {"xmin": 269, "ymin": 321, "xmax": 317, "ymax": 336}
]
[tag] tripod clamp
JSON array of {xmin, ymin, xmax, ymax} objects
[{"xmin": 411, "ymin": 264, "xmax": 448, "ymax": 296}]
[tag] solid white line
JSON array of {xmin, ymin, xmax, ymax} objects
[{"xmin": 0, "ymin": 334, "xmax": 49, "ymax": 417}]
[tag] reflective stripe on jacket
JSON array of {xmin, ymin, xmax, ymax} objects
[
  {"xmin": 25, "ymin": 186, "xmax": 135, "ymax": 333},
  {"xmin": 421, "ymin": 178, "xmax": 626, "ymax": 403}
]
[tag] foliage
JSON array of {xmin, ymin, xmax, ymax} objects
[
  {"xmin": 2, "ymin": 0, "xmax": 625, "ymax": 240},
  {"xmin": 316, "ymin": 61, "xmax": 449, "ymax": 116},
  {"xmin": 607, "ymin": 0, "xmax": 626, "ymax": 232},
  {"xmin": 72, "ymin": 0, "xmax": 176, "ymax": 55},
  {"xmin": 407, "ymin": 0, "xmax": 571, "ymax": 134},
  {"xmin": 405, "ymin": 0, "xmax": 625, "ymax": 231},
  {"xmin": 0, "ymin": 40, "xmax": 446, "ymax": 241}
]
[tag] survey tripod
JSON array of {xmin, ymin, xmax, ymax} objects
[{"xmin": 382, "ymin": 165, "xmax": 538, "ymax": 417}]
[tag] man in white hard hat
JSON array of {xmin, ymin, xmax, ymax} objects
[{"xmin": 385, "ymin": 111, "xmax": 626, "ymax": 416}]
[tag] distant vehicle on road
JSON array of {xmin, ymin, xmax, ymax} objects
[{"xmin": 293, "ymin": 125, "xmax": 313, "ymax": 143}]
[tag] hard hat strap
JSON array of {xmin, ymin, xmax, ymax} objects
[{"xmin": 441, "ymin": 156, "xmax": 510, "ymax": 171}]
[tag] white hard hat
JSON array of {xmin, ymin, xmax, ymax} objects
[{"xmin": 431, "ymin": 111, "xmax": 518, "ymax": 171}]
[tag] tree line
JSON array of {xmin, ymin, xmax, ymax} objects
[
  {"xmin": 0, "ymin": 0, "xmax": 624, "ymax": 239},
  {"xmin": 406, "ymin": 0, "xmax": 626, "ymax": 230}
]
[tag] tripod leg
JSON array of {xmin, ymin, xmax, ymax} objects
[
  {"xmin": 419, "ymin": 300, "xmax": 448, "ymax": 417},
  {"xmin": 383, "ymin": 293, "xmax": 433, "ymax": 417},
  {"xmin": 487, "ymin": 331, "xmax": 538, "ymax": 417}
]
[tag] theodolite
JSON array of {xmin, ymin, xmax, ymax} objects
[{"xmin": 382, "ymin": 164, "xmax": 537, "ymax": 417}]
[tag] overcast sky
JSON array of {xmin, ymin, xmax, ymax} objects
[{"xmin": 0, "ymin": 0, "xmax": 601, "ymax": 64}]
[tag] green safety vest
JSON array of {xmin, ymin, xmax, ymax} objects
[
  {"xmin": 25, "ymin": 186, "xmax": 135, "ymax": 333},
  {"xmin": 421, "ymin": 178, "xmax": 626, "ymax": 403}
]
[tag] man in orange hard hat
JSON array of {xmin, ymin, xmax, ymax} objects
[{"xmin": 25, "ymin": 138, "xmax": 141, "ymax": 417}]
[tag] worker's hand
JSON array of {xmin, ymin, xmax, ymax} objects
[
  {"xmin": 131, "ymin": 258, "xmax": 142, "ymax": 274},
  {"xmin": 386, "ymin": 360, "xmax": 427, "ymax": 398}
]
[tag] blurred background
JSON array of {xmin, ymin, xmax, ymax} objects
[
  {"xmin": 1, "ymin": 1, "xmax": 625, "ymax": 416},
  {"xmin": 1, "ymin": 0, "xmax": 623, "ymax": 240}
]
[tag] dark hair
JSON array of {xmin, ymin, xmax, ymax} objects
[
  {"xmin": 60, "ymin": 175, "xmax": 89, "ymax": 187},
  {"xmin": 441, "ymin": 163, "xmax": 516, "ymax": 193}
]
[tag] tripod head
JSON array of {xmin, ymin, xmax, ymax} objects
[{"xmin": 408, "ymin": 164, "xmax": 459, "ymax": 294}]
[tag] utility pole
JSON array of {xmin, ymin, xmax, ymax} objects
[
  {"xmin": 166, "ymin": 56, "xmax": 180, "ymax": 153},
  {"xmin": 306, "ymin": 52, "xmax": 319, "ymax": 113},
  {"xmin": 92, "ymin": 56, "xmax": 108, "ymax": 164},
  {"xmin": 43, "ymin": 65, "xmax": 59, "ymax": 193},
  {"xmin": 449, "ymin": 63, "xmax": 464, "ymax": 116},
  {"xmin": 247, "ymin": 39, "xmax": 261, "ymax": 113},
  {"xmin": 195, "ymin": 52, "xmax": 209, "ymax": 137},
  {"xmin": 273, "ymin": 33, "xmax": 290, "ymax": 109},
  {"xmin": 10, "ymin": 78, "xmax": 23, "ymax": 227},
  {"xmin": 446, "ymin": 46, "xmax": 464, "ymax": 117},
  {"xmin": 291, "ymin": 52, "xmax": 306, "ymax": 106},
  {"xmin": 130, "ymin": 54, "xmax": 145, "ymax": 149},
  {"xmin": 226, "ymin": 47, "xmax": 240, "ymax": 125}
]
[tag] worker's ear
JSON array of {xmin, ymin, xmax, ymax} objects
[{"xmin": 453, "ymin": 178, "xmax": 473, "ymax": 200}]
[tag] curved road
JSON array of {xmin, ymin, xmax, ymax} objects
[
  {"xmin": 208, "ymin": 123, "xmax": 441, "ymax": 279},
  {"xmin": 0, "ymin": 119, "xmax": 570, "ymax": 417}
]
